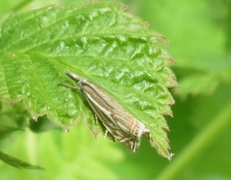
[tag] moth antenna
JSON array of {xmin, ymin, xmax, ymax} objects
[{"xmin": 66, "ymin": 71, "xmax": 86, "ymax": 83}]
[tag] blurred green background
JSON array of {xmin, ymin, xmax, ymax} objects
[{"xmin": 0, "ymin": 0, "xmax": 231, "ymax": 179}]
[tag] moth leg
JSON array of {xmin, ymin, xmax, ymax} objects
[
  {"xmin": 104, "ymin": 129, "xmax": 108, "ymax": 138},
  {"xmin": 104, "ymin": 129, "xmax": 115, "ymax": 142},
  {"xmin": 58, "ymin": 82, "xmax": 80, "ymax": 91},
  {"xmin": 93, "ymin": 115, "xmax": 115, "ymax": 141},
  {"xmin": 93, "ymin": 113, "xmax": 100, "ymax": 125}
]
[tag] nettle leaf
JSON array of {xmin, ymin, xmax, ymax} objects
[{"xmin": 0, "ymin": 2, "xmax": 177, "ymax": 159}]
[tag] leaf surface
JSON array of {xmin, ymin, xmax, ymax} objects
[{"xmin": 0, "ymin": 2, "xmax": 176, "ymax": 158}]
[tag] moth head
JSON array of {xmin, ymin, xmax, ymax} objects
[{"xmin": 135, "ymin": 122, "xmax": 150, "ymax": 140}]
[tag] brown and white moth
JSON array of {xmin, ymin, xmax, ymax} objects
[{"xmin": 66, "ymin": 71, "xmax": 150, "ymax": 152}]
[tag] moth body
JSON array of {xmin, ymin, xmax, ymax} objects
[{"xmin": 66, "ymin": 71, "xmax": 150, "ymax": 152}]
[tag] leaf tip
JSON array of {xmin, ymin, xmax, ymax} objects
[
  {"xmin": 168, "ymin": 153, "xmax": 174, "ymax": 161},
  {"xmin": 118, "ymin": 2, "xmax": 128, "ymax": 11},
  {"xmin": 31, "ymin": 115, "xmax": 38, "ymax": 122},
  {"xmin": 168, "ymin": 57, "xmax": 176, "ymax": 66}
]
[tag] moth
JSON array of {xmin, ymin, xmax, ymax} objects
[{"xmin": 65, "ymin": 71, "xmax": 150, "ymax": 152}]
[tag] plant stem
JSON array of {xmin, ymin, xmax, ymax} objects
[{"xmin": 156, "ymin": 103, "xmax": 231, "ymax": 180}]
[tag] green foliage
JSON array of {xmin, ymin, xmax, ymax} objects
[
  {"xmin": 138, "ymin": 0, "xmax": 231, "ymax": 179},
  {"xmin": 0, "ymin": 0, "xmax": 176, "ymax": 170},
  {"xmin": 0, "ymin": 102, "xmax": 27, "ymax": 140},
  {"xmin": 1, "ymin": 0, "xmax": 231, "ymax": 179}
]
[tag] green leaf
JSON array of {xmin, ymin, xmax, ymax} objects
[
  {"xmin": 174, "ymin": 73, "xmax": 219, "ymax": 99},
  {"xmin": 174, "ymin": 67, "xmax": 231, "ymax": 99},
  {"xmin": 0, "ymin": 150, "xmax": 43, "ymax": 170},
  {"xmin": 0, "ymin": 102, "xmax": 28, "ymax": 140},
  {"xmin": 0, "ymin": 2, "xmax": 176, "ymax": 159}
]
